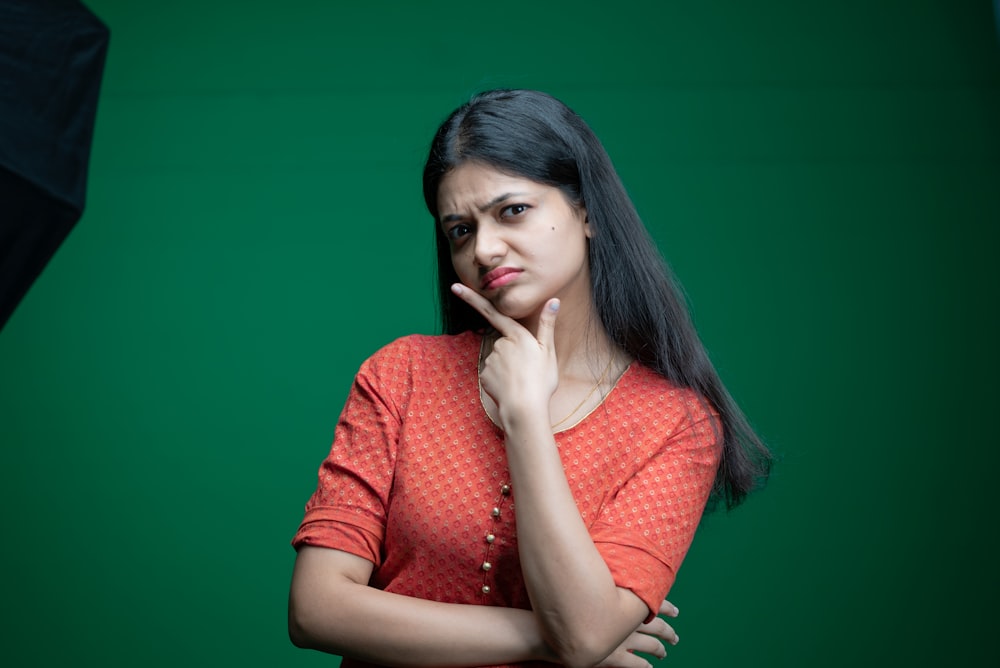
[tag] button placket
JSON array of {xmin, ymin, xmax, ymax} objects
[{"xmin": 479, "ymin": 481, "xmax": 511, "ymax": 598}]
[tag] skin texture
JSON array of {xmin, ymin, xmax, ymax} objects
[
  {"xmin": 288, "ymin": 163, "xmax": 683, "ymax": 667},
  {"xmin": 437, "ymin": 161, "xmax": 592, "ymax": 333}
]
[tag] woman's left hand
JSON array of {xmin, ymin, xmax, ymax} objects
[
  {"xmin": 451, "ymin": 283, "xmax": 560, "ymax": 430},
  {"xmin": 595, "ymin": 600, "xmax": 680, "ymax": 668}
]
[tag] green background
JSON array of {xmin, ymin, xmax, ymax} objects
[{"xmin": 2, "ymin": 0, "xmax": 998, "ymax": 665}]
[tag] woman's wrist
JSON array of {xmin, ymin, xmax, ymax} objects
[{"xmin": 498, "ymin": 405, "xmax": 553, "ymax": 441}]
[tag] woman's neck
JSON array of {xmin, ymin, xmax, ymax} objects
[{"xmin": 516, "ymin": 303, "xmax": 621, "ymax": 382}]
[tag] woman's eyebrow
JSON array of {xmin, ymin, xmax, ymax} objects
[{"xmin": 440, "ymin": 192, "xmax": 529, "ymax": 224}]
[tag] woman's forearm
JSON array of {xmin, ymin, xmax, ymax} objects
[
  {"xmin": 503, "ymin": 413, "xmax": 648, "ymax": 668},
  {"xmin": 289, "ymin": 546, "xmax": 555, "ymax": 667}
]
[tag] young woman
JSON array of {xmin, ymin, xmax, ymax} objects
[{"xmin": 289, "ymin": 89, "xmax": 771, "ymax": 668}]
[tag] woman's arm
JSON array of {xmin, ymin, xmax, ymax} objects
[
  {"xmin": 290, "ymin": 547, "xmax": 678, "ymax": 668},
  {"xmin": 504, "ymin": 414, "xmax": 650, "ymax": 667},
  {"xmin": 289, "ymin": 546, "xmax": 554, "ymax": 667},
  {"xmin": 454, "ymin": 286, "xmax": 660, "ymax": 668}
]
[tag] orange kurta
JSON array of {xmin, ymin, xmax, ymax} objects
[{"xmin": 293, "ymin": 332, "xmax": 721, "ymax": 665}]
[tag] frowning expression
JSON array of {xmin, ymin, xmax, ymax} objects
[{"xmin": 437, "ymin": 162, "xmax": 592, "ymax": 324}]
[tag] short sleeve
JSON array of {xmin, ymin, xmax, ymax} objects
[
  {"xmin": 590, "ymin": 412, "xmax": 721, "ymax": 621},
  {"xmin": 291, "ymin": 338, "xmax": 414, "ymax": 566}
]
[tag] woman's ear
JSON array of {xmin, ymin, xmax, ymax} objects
[{"xmin": 582, "ymin": 208, "xmax": 593, "ymax": 238}]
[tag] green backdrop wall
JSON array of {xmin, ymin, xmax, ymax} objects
[{"xmin": 2, "ymin": 1, "xmax": 998, "ymax": 666}]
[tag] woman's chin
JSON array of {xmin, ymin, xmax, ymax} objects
[{"xmin": 492, "ymin": 296, "xmax": 546, "ymax": 325}]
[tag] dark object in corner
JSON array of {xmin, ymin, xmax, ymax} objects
[{"xmin": 0, "ymin": 0, "xmax": 109, "ymax": 330}]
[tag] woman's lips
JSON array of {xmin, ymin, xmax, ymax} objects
[{"xmin": 481, "ymin": 267, "xmax": 522, "ymax": 290}]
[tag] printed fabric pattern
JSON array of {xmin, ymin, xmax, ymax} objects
[{"xmin": 293, "ymin": 332, "xmax": 721, "ymax": 667}]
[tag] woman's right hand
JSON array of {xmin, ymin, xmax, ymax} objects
[
  {"xmin": 596, "ymin": 600, "xmax": 680, "ymax": 668},
  {"xmin": 450, "ymin": 283, "xmax": 560, "ymax": 430}
]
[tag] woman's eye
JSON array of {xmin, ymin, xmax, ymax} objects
[
  {"xmin": 501, "ymin": 204, "xmax": 529, "ymax": 218},
  {"xmin": 446, "ymin": 223, "xmax": 472, "ymax": 241}
]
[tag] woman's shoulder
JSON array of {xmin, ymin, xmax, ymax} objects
[
  {"xmin": 619, "ymin": 362, "xmax": 719, "ymax": 425},
  {"xmin": 362, "ymin": 331, "xmax": 480, "ymax": 379},
  {"xmin": 370, "ymin": 331, "xmax": 480, "ymax": 361}
]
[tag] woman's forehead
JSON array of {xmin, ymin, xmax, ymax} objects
[{"xmin": 437, "ymin": 163, "xmax": 545, "ymax": 211}]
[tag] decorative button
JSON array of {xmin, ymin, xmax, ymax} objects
[
  {"xmin": 482, "ymin": 585, "xmax": 491, "ymax": 594},
  {"xmin": 491, "ymin": 507, "xmax": 500, "ymax": 518},
  {"xmin": 482, "ymin": 562, "xmax": 492, "ymax": 571},
  {"xmin": 485, "ymin": 534, "xmax": 495, "ymax": 544},
  {"xmin": 500, "ymin": 484, "xmax": 511, "ymax": 496}
]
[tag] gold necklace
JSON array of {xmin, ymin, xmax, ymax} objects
[
  {"xmin": 548, "ymin": 353, "xmax": 615, "ymax": 429},
  {"xmin": 478, "ymin": 334, "xmax": 617, "ymax": 431}
]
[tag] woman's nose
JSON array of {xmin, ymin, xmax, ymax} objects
[{"xmin": 473, "ymin": 220, "xmax": 506, "ymax": 266}]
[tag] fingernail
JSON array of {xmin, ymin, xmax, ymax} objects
[
  {"xmin": 549, "ymin": 299, "xmax": 560, "ymax": 312},
  {"xmin": 451, "ymin": 284, "xmax": 463, "ymax": 295}
]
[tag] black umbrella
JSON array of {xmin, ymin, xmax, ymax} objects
[{"xmin": 0, "ymin": 0, "xmax": 109, "ymax": 330}]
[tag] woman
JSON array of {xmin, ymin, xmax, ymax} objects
[{"xmin": 289, "ymin": 89, "xmax": 771, "ymax": 668}]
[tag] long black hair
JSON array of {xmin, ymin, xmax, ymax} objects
[{"xmin": 422, "ymin": 89, "xmax": 770, "ymax": 510}]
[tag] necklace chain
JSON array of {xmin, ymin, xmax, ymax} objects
[{"xmin": 548, "ymin": 353, "xmax": 615, "ymax": 429}]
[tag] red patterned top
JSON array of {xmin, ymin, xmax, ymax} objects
[{"xmin": 293, "ymin": 332, "xmax": 721, "ymax": 666}]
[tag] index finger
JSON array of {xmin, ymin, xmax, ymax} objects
[{"xmin": 450, "ymin": 283, "xmax": 523, "ymax": 338}]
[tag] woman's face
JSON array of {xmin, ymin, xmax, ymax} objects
[{"xmin": 437, "ymin": 161, "xmax": 592, "ymax": 326}]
